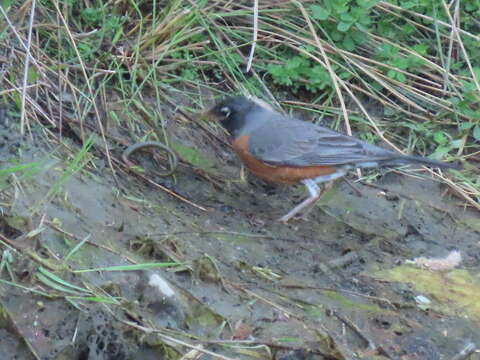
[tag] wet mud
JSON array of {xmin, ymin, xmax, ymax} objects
[{"xmin": 0, "ymin": 107, "xmax": 479, "ymax": 359}]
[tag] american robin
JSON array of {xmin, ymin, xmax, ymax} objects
[{"xmin": 205, "ymin": 96, "xmax": 460, "ymax": 223}]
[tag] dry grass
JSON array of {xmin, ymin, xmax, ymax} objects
[{"xmin": 1, "ymin": 0, "xmax": 477, "ymax": 210}]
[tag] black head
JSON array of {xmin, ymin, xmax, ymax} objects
[
  {"xmin": 205, "ymin": 96, "xmax": 268, "ymax": 138},
  {"xmin": 208, "ymin": 96, "xmax": 254, "ymax": 120}
]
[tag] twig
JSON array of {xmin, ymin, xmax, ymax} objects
[
  {"xmin": 0, "ymin": 5, "xmax": 42, "ymax": 71},
  {"xmin": 125, "ymin": 167, "xmax": 208, "ymax": 212},
  {"xmin": 440, "ymin": 0, "xmax": 480, "ymax": 92},
  {"xmin": 121, "ymin": 320, "xmax": 237, "ymax": 360},
  {"xmin": 231, "ymin": 285, "xmax": 295, "ymax": 318},
  {"xmin": 20, "ymin": 0, "xmax": 36, "ymax": 134},
  {"xmin": 245, "ymin": 0, "xmax": 258, "ymax": 73},
  {"xmin": 200, "ymin": 339, "xmax": 339, "ymax": 359},
  {"xmin": 332, "ymin": 310, "xmax": 377, "ymax": 351},
  {"xmin": 339, "ymin": 178, "xmax": 362, "ymax": 197},
  {"xmin": 280, "ymin": 284, "xmax": 395, "ymax": 307},
  {"xmin": 450, "ymin": 342, "xmax": 477, "ymax": 360},
  {"xmin": 293, "ymin": 1, "xmax": 350, "ymax": 136}
]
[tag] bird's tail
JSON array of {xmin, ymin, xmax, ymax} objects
[{"xmin": 391, "ymin": 154, "xmax": 461, "ymax": 170}]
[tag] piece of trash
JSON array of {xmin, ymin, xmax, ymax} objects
[
  {"xmin": 415, "ymin": 295, "xmax": 431, "ymax": 305},
  {"xmin": 415, "ymin": 295, "xmax": 431, "ymax": 310},
  {"xmin": 406, "ymin": 250, "xmax": 462, "ymax": 271},
  {"xmin": 148, "ymin": 273, "xmax": 175, "ymax": 298}
]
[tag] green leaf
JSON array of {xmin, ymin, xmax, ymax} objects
[
  {"xmin": 358, "ymin": 16, "xmax": 372, "ymax": 26},
  {"xmin": 376, "ymin": 43, "xmax": 397, "ymax": 58},
  {"xmin": 351, "ymin": 30, "xmax": 367, "ymax": 44},
  {"xmin": 81, "ymin": 7, "xmax": 102, "ymax": 25},
  {"xmin": 473, "ymin": 67, "xmax": 480, "ymax": 82},
  {"xmin": 457, "ymin": 103, "xmax": 478, "ymax": 118},
  {"xmin": 402, "ymin": 23, "xmax": 416, "ymax": 34},
  {"xmin": 337, "ymin": 21, "xmax": 353, "ymax": 32},
  {"xmin": 433, "ymin": 131, "xmax": 448, "ymax": 145},
  {"xmin": 458, "ymin": 122, "xmax": 474, "ymax": 131},
  {"xmin": 392, "ymin": 57, "xmax": 409, "ymax": 70},
  {"xmin": 331, "ymin": 29, "xmax": 344, "ymax": 41},
  {"xmin": 462, "ymin": 81, "xmax": 476, "ymax": 92},
  {"xmin": 27, "ymin": 68, "xmax": 38, "ymax": 83},
  {"xmin": 465, "ymin": 2, "xmax": 480, "ymax": 11},
  {"xmin": 357, "ymin": 0, "xmax": 379, "ymax": 9},
  {"xmin": 38, "ymin": 267, "xmax": 90, "ymax": 293},
  {"xmin": 401, "ymin": 1, "xmax": 417, "ymax": 9},
  {"xmin": 413, "ymin": 44, "xmax": 428, "ymax": 55},
  {"xmin": 1, "ymin": 0, "xmax": 12, "ymax": 8},
  {"xmin": 307, "ymin": 65, "xmax": 332, "ymax": 91},
  {"xmin": 449, "ymin": 97, "xmax": 460, "ymax": 105},
  {"xmin": 340, "ymin": 13, "xmax": 354, "ymax": 22},
  {"xmin": 431, "ymin": 145, "xmax": 453, "ymax": 160},
  {"xmin": 181, "ymin": 68, "xmax": 198, "ymax": 81},
  {"xmin": 310, "ymin": 5, "xmax": 331, "ymax": 20},
  {"xmin": 396, "ymin": 72, "xmax": 407, "ymax": 82},
  {"xmin": 376, "ymin": 20, "xmax": 394, "ymax": 37},
  {"xmin": 12, "ymin": 91, "xmax": 21, "ymax": 110},
  {"xmin": 449, "ymin": 139, "xmax": 463, "ymax": 149},
  {"xmin": 342, "ymin": 34, "xmax": 356, "ymax": 51},
  {"xmin": 473, "ymin": 125, "xmax": 480, "ymax": 141},
  {"xmin": 326, "ymin": 0, "xmax": 350, "ymax": 15},
  {"xmin": 407, "ymin": 54, "xmax": 426, "ymax": 68},
  {"xmin": 36, "ymin": 273, "xmax": 86, "ymax": 295}
]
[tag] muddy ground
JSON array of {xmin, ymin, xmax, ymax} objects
[{"xmin": 0, "ymin": 104, "xmax": 479, "ymax": 360}]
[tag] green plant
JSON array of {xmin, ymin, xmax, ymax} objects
[
  {"xmin": 374, "ymin": 43, "xmax": 426, "ymax": 82},
  {"xmin": 268, "ymin": 54, "xmax": 350, "ymax": 93},
  {"xmin": 309, "ymin": 0, "xmax": 379, "ymax": 51},
  {"xmin": 385, "ymin": 0, "xmax": 480, "ymax": 69}
]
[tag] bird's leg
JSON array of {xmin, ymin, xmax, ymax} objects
[
  {"xmin": 278, "ymin": 179, "xmax": 322, "ymax": 223},
  {"xmin": 297, "ymin": 181, "xmax": 335, "ymax": 220},
  {"xmin": 277, "ymin": 170, "xmax": 345, "ymax": 223}
]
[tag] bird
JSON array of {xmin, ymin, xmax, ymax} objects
[{"xmin": 205, "ymin": 95, "xmax": 460, "ymax": 223}]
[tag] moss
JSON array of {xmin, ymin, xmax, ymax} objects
[{"xmin": 374, "ymin": 266, "xmax": 480, "ymax": 320}]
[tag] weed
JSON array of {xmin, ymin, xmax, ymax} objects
[
  {"xmin": 268, "ymin": 54, "xmax": 351, "ymax": 93},
  {"xmin": 309, "ymin": 0, "xmax": 378, "ymax": 51}
]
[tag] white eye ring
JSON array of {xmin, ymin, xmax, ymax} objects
[{"xmin": 220, "ymin": 106, "xmax": 231, "ymax": 117}]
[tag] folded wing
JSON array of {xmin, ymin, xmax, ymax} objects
[{"xmin": 247, "ymin": 115, "xmax": 400, "ymax": 167}]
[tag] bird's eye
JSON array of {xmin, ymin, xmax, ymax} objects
[{"xmin": 220, "ymin": 106, "xmax": 231, "ymax": 117}]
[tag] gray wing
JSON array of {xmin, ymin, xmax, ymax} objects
[{"xmin": 247, "ymin": 115, "xmax": 400, "ymax": 167}]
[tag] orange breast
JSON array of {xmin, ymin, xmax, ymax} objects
[{"xmin": 231, "ymin": 136, "xmax": 336, "ymax": 185}]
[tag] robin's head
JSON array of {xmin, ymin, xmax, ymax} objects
[
  {"xmin": 204, "ymin": 96, "xmax": 272, "ymax": 138},
  {"xmin": 207, "ymin": 96, "xmax": 253, "ymax": 121}
]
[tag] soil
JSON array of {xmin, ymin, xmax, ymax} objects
[{"xmin": 0, "ymin": 104, "xmax": 479, "ymax": 360}]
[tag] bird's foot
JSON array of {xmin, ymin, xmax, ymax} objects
[{"xmin": 277, "ymin": 211, "xmax": 311, "ymax": 224}]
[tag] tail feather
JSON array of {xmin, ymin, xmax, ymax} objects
[{"xmin": 388, "ymin": 154, "xmax": 461, "ymax": 170}]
